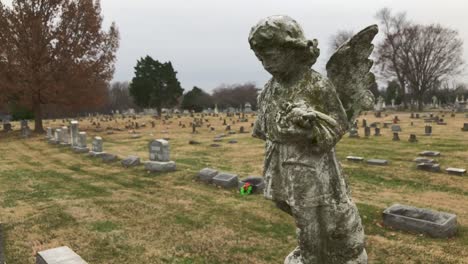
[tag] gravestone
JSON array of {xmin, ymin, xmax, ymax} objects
[
  {"xmin": 346, "ymin": 156, "xmax": 364, "ymax": 162},
  {"xmin": 392, "ymin": 132, "xmax": 400, "ymax": 141},
  {"xmin": 419, "ymin": 151, "xmax": 440, "ymax": 157},
  {"xmin": 46, "ymin": 127, "xmax": 53, "ymax": 139},
  {"xmin": 366, "ymin": 159, "xmax": 388, "ymax": 166},
  {"xmin": 20, "ymin": 120, "xmax": 30, "ymax": 138},
  {"xmin": 60, "ymin": 127, "xmax": 70, "ymax": 145},
  {"xmin": 364, "ymin": 126, "xmax": 371, "ymax": 137},
  {"xmin": 53, "ymin": 129, "xmax": 61, "ymax": 144},
  {"xmin": 212, "ymin": 172, "xmax": 239, "ymax": 188},
  {"xmin": 145, "ymin": 139, "xmax": 176, "ymax": 172},
  {"xmin": 425, "ymin": 125, "xmax": 432, "ymax": 136},
  {"xmin": 149, "ymin": 139, "xmax": 170, "ymax": 161},
  {"xmin": 348, "ymin": 127, "xmax": 359, "ymax": 138},
  {"xmin": 391, "ymin": 125, "xmax": 401, "ymax": 132},
  {"xmin": 417, "ymin": 163, "xmax": 441, "ymax": 172},
  {"xmin": 100, "ymin": 153, "xmax": 118, "ymax": 163},
  {"xmin": 383, "ymin": 204, "xmax": 457, "ymax": 238},
  {"xmin": 414, "ymin": 157, "xmax": 435, "ymax": 164},
  {"xmin": 461, "ymin": 123, "xmax": 468, "ymax": 131},
  {"xmin": 198, "ymin": 168, "xmax": 219, "ymax": 183},
  {"xmin": 70, "ymin": 121, "xmax": 79, "ymax": 147},
  {"xmin": 446, "ymin": 168, "xmax": 466, "ymax": 176},
  {"xmin": 89, "ymin": 136, "xmax": 104, "ymax": 156},
  {"xmin": 361, "ymin": 119, "xmax": 367, "ymax": 128},
  {"xmin": 73, "ymin": 132, "xmax": 89, "ymax": 153},
  {"xmin": 374, "ymin": 127, "xmax": 381, "ymax": 136},
  {"xmin": 36, "ymin": 246, "xmax": 87, "ymax": 264},
  {"xmin": 408, "ymin": 134, "xmax": 418, "ymax": 143}
]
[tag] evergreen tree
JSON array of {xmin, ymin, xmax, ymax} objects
[
  {"xmin": 129, "ymin": 56, "xmax": 184, "ymax": 114},
  {"xmin": 181, "ymin": 86, "xmax": 213, "ymax": 112}
]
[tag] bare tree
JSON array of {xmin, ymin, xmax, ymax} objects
[
  {"xmin": 329, "ymin": 30, "xmax": 354, "ymax": 52},
  {"xmin": 399, "ymin": 24, "xmax": 464, "ymax": 110},
  {"xmin": 375, "ymin": 8, "xmax": 410, "ymax": 108},
  {"xmin": 212, "ymin": 83, "xmax": 258, "ymax": 110},
  {"xmin": 108, "ymin": 81, "xmax": 136, "ymax": 112}
]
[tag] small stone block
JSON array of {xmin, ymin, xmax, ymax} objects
[
  {"xmin": 100, "ymin": 153, "xmax": 118, "ymax": 163},
  {"xmin": 198, "ymin": 168, "xmax": 219, "ymax": 183},
  {"xmin": 36, "ymin": 246, "xmax": 87, "ymax": 264},
  {"xmin": 145, "ymin": 161, "xmax": 176, "ymax": 172},
  {"xmin": 366, "ymin": 159, "xmax": 388, "ymax": 166},
  {"xmin": 419, "ymin": 151, "xmax": 440, "ymax": 157},
  {"xmin": 72, "ymin": 147, "xmax": 90, "ymax": 154},
  {"xmin": 346, "ymin": 156, "xmax": 364, "ymax": 162},
  {"xmin": 383, "ymin": 204, "xmax": 457, "ymax": 238},
  {"xmin": 212, "ymin": 172, "xmax": 239, "ymax": 188},
  {"xmin": 446, "ymin": 168, "xmax": 466, "ymax": 176},
  {"xmin": 121, "ymin": 156, "xmax": 141, "ymax": 168},
  {"xmin": 413, "ymin": 157, "xmax": 435, "ymax": 164},
  {"xmin": 416, "ymin": 163, "xmax": 441, "ymax": 172}
]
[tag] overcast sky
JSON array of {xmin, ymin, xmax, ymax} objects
[{"xmin": 98, "ymin": 0, "xmax": 467, "ymax": 91}]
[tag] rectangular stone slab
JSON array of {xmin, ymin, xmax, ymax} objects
[
  {"xmin": 419, "ymin": 151, "xmax": 440, "ymax": 157},
  {"xmin": 198, "ymin": 168, "xmax": 219, "ymax": 183},
  {"xmin": 212, "ymin": 173, "xmax": 239, "ymax": 188},
  {"xmin": 446, "ymin": 168, "xmax": 467, "ymax": 176},
  {"xmin": 383, "ymin": 204, "xmax": 457, "ymax": 238},
  {"xmin": 366, "ymin": 159, "xmax": 388, "ymax": 166},
  {"xmin": 414, "ymin": 157, "xmax": 435, "ymax": 164},
  {"xmin": 416, "ymin": 163, "xmax": 441, "ymax": 172},
  {"xmin": 346, "ymin": 156, "xmax": 364, "ymax": 162},
  {"xmin": 36, "ymin": 246, "xmax": 87, "ymax": 264}
]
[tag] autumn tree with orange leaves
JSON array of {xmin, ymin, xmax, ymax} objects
[{"xmin": 0, "ymin": 0, "xmax": 119, "ymax": 132}]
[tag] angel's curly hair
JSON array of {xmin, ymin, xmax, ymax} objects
[{"xmin": 248, "ymin": 15, "xmax": 320, "ymax": 66}]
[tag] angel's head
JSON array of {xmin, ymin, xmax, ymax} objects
[{"xmin": 249, "ymin": 15, "xmax": 320, "ymax": 78}]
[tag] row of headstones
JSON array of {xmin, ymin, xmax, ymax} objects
[
  {"xmin": 347, "ymin": 151, "xmax": 467, "ymax": 175},
  {"xmin": 197, "ymin": 168, "xmax": 265, "ymax": 193},
  {"xmin": 348, "ymin": 151, "xmax": 460, "ymax": 238},
  {"xmin": 46, "ymin": 121, "xmax": 177, "ymax": 172}
]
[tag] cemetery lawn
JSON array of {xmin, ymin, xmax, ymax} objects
[{"xmin": 1, "ymin": 112, "xmax": 468, "ymax": 264}]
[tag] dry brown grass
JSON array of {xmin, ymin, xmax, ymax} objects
[{"xmin": 0, "ymin": 111, "xmax": 467, "ymax": 263}]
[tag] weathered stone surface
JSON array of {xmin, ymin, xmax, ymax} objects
[
  {"xmin": 419, "ymin": 151, "xmax": 440, "ymax": 157},
  {"xmin": 249, "ymin": 15, "xmax": 374, "ymax": 264},
  {"xmin": 212, "ymin": 172, "xmax": 239, "ymax": 188},
  {"xmin": 391, "ymin": 125, "xmax": 401, "ymax": 132},
  {"xmin": 121, "ymin": 156, "xmax": 141, "ymax": 168},
  {"xmin": 210, "ymin": 143, "xmax": 221, "ymax": 148},
  {"xmin": 149, "ymin": 139, "xmax": 170, "ymax": 162},
  {"xmin": 100, "ymin": 153, "xmax": 118, "ymax": 163},
  {"xmin": 414, "ymin": 157, "xmax": 435, "ymax": 164},
  {"xmin": 198, "ymin": 168, "xmax": 219, "ymax": 183},
  {"xmin": 228, "ymin": 140, "xmax": 238, "ymax": 144},
  {"xmin": 383, "ymin": 204, "xmax": 457, "ymax": 238},
  {"xmin": 238, "ymin": 176, "xmax": 265, "ymax": 193},
  {"xmin": 446, "ymin": 168, "xmax": 466, "ymax": 176},
  {"xmin": 346, "ymin": 156, "xmax": 364, "ymax": 162},
  {"xmin": 367, "ymin": 159, "xmax": 388, "ymax": 166},
  {"xmin": 188, "ymin": 140, "xmax": 201, "ymax": 145},
  {"xmin": 36, "ymin": 246, "xmax": 87, "ymax": 264},
  {"xmin": 145, "ymin": 161, "xmax": 176, "ymax": 172},
  {"xmin": 91, "ymin": 137, "xmax": 103, "ymax": 153},
  {"xmin": 70, "ymin": 121, "xmax": 79, "ymax": 147},
  {"xmin": 416, "ymin": 163, "xmax": 441, "ymax": 172}
]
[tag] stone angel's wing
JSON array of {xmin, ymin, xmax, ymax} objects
[{"xmin": 326, "ymin": 25, "xmax": 378, "ymax": 122}]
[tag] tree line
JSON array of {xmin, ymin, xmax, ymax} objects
[{"xmin": 330, "ymin": 8, "xmax": 465, "ymax": 110}]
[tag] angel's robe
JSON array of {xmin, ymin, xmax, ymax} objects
[{"xmin": 253, "ymin": 69, "xmax": 352, "ymax": 208}]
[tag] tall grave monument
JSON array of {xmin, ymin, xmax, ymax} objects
[{"xmin": 249, "ymin": 15, "xmax": 377, "ymax": 264}]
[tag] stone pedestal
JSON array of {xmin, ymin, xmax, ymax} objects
[{"xmin": 145, "ymin": 161, "xmax": 176, "ymax": 172}]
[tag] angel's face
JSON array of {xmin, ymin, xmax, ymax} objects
[{"xmin": 254, "ymin": 45, "xmax": 296, "ymax": 77}]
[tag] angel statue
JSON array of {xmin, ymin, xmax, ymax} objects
[{"xmin": 249, "ymin": 16, "xmax": 378, "ymax": 264}]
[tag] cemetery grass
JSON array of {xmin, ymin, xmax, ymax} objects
[{"xmin": 0, "ymin": 112, "xmax": 467, "ymax": 263}]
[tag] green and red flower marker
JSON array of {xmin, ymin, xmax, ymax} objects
[{"xmin": 240, "ymin": 182, "xmax": 253, "ymax": 196}]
